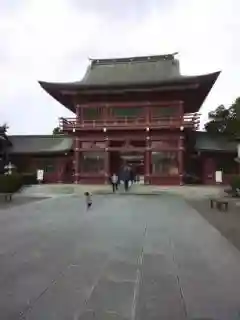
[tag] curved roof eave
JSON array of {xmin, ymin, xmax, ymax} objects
[
  {"xmin": 38, "ymin": 71, "xmax": 220, "ymax": 113},
  {"xmin": 39, "ymin": 71, "xmax": 220, "ymax": 91}
]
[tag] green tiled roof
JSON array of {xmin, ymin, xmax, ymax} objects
[
  {"xmin": 39, "ymin": 54, "xmax": 220, "ymax": 88},
  {"xmin": 39, "ymin": 54, "xmax": 220, "ymax": 114},
  {"xmin": 195, "ymin": 132, "xmax": 237, "ymax": 152},
  {"xmin": 81, "ymin": 54, "xmax": 181, "ymax": 86},
  {"xmin": 9, "ymin": 135, "xmax": 73, "ymax": 154}
]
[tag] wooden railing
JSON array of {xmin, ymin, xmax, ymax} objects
[{"xmin": 59, "ymin": 113, "xmax": 200, "ymax": 131}]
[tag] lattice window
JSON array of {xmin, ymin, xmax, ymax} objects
[
  {"xmin": 151, "ymin": 151, "xmax": 178, "ymax": 175},
  {"xmin": 111, "ymin": 107, "xmax": 143, "ymax": 118},
  {"xmin": 151, "ymin": 106, "xmax": 179, "ymax": 118},
  {"xmin": 81, "ymin": 141, "xmax": 106, "ymax": 149},
  {"xmin": 81, "ymin": 152, "xmax": 105, "ymax": 173},
  {"xmin": 82, "ymin": 107, "xmax": 102, "ymax": 120},
  {"xmin": 151, "ymin": 140, "xmax": 178, "ymax": 148}
]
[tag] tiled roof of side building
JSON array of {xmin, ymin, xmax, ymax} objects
[
  {"xmin": 8, "ymin": 135, "xmax": 73, "ymax": 154},
  {"xmin": 195, "ymin": 131, "xmax": 238, "ymax": 152}
]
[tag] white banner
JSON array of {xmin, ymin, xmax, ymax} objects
[
  {"xmin": 37, "ymin": 169, "xmax": 44, "ymax": 181},
  {"xmin": 215, "ymin": 171, "xmax": 223, "ymax": 183}
]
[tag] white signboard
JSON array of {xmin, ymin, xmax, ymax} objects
[
  {"xmin": 238, "ymin": 143, "xmax": 240, "ymax": 158},
  {"xmin": 37, "ymin": 169, "xmax": 44, "ymax": 181},
  {"xmin": 215, "ymin": 171, "xmax": 223, "ymax": 183}
]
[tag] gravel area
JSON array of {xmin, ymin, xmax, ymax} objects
[{"xmin": 188, "ymin": 198, "xmax": 240, "ymax": 252}]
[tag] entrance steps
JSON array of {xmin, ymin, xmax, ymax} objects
[
  {"xmin": 92, "ymin": 185, "xmax": 225, "ymax": 198},
  {"xmin": 21, "ymin": 184, "xmax": 225, "ymax": 199}
]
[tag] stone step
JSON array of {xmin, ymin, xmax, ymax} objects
[{"xmin": 19, "ymin": 184, "xmax": 225, "ymax": 199}]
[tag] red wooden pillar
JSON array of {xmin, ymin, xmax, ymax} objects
[
  {"xmin": 178, "ymin": 134, "xmax": 184, "ymax": 185},
  {"xmin": 145, "ymin": 136, "xmax": 150, "ymax": 184},
  {"xmin": 74, "ymin": 137, "xmax": 80, "ymax": 184},
  {"xmin": 145, "ymin": 105, "xmax": 150, "ymax": 125},
  {"xmin": 76, "ymin": 104, "xmax": 81, "ymax": 126},
  {"xmin": 103, "ymin": 104, "xmax": 109, "ymax": 122},
  {"xmin": 74, "ymin": 103, "xmax": 81, "ymax": 183},
  {"xmin": 179, "ymin": 101, "xmax": 184, "ymax": 123},
  {"xmin": 104, "ymin": 138, "xmax": 110, "ymax": 184}
]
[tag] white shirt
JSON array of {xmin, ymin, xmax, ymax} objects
[{"xmin": 111, "ymin": 175, "xmax": 118, "ymax": 183}]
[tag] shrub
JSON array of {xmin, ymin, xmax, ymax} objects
[
  {"xmin": 229, "ymin": 175, "xmax": 240, "ymax": 195},
  {"xmin": 21, "ymin": 172, "xmax": 37, "ymax": 185},
  {"xmin": 0, "ymin": 174, "xmax": 23, "ymax": 193}
]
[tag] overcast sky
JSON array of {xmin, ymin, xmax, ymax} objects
[{"xmin": 0, "ymin": 0, "xmax": 239, "ymax": 134}]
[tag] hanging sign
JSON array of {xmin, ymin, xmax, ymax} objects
[
  {"xmin": 37, "ymin": 169, "xmax": 44, "ymax": 181},
  {"xmin": 215, "ymin": 171, "xmax": 222, "ymax": 183}
]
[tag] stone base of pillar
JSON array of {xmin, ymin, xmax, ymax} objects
[{"xmin": 179, "ymin": 174, "xmax": 183, "ymax": 186}]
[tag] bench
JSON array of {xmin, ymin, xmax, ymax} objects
[
  {"xmin": 224, "ymin": 188, "xmax": 240, "ymax": 198},
  {"xmin": 0, "ymin": 193, "xmax": 13, "ymax": 202},
  {"xmin": 210, "ymin": 198, "xmax": 228, "ymax": 211}
]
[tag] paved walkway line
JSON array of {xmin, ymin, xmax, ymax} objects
[{"xmin": 131, "ymin": 225, "xmax": 146, "ymax": 320}]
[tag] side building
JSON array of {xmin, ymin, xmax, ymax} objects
[
  {"xmin": 39, "ymin": 53, "xmax": 220, "ymax": 185},
  {"xmin": 5, "ymin": 132, "xmax": 238, "ymax": 185},
  {"xmin": 8, "ymin": 135, "xmax": 73, "ymax": 183}
]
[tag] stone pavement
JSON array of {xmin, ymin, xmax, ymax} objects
[
  {"xmin": 0, "ymin": 194, "xmax": 240, "ymax": 319},
  {"xmin": 21, "ymin": 183, "xmax": 224, "ymax": 199}
]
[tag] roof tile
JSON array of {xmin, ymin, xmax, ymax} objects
[{"xmin": 8, "ymin": 135, "xmax": 73, "ymax": 154}]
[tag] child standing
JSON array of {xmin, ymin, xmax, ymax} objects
[
  {"xmin": 111, "ymin": 173, "xmax": 118, "ymax": 193},
  {"xmin": 84, "ymin": 192, "xmax": 92, "ymax": 209}
]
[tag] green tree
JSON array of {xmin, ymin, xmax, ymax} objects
[
  {"xmin": 0, "ymin": 123, "xmax": 8, "ymax": 134},
  {"xmin": 0, "ymin": 123, "xmax": 10, "ymax": 173},
  {"xmin": 205, "ymin": 98, "xmax": 240, "ymax": 138},
  {"xmin": 52, "ymin": 127, "xmax": 61, "ymax": 135}
]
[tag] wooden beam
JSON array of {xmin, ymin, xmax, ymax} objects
[
  {"xmin": 78, "ymin": 100, "xmax": 183, "ymax": 108},
  {"xmin": 78, "ymin": 147, "xmax": 180, "ymax": 152},
  {"xmin": 76, "ymin": 135, "xmax": 179, "ymax": 141},
  {"xmin": 60, "ymin": 84, "xmax": 199, "ymax": 95}
]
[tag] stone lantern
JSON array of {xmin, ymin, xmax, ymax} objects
[{"xmin": 4, "ymin": 162, "xmax": 16, "ymax": 175}]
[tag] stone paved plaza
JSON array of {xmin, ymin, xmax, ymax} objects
[{"xmin": 0, "ymin": 194, "xmax": 240, "ymax": 319}]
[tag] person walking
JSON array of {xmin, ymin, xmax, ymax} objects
[
  {"xmin": 123, "ymin": 166, "xmax": 130, "ymax": 192},
  {"xmin": 111, "ymin": 173, "xmax": 118, "ymax": 193},
  {"xmin": 84, "ymin": 192, "xmax": 92, "ymax": 210}
]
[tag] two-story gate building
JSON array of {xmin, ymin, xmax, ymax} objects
[{"xmin": 39, "ymin": 53, "xmax": 220, "ymax": 185}]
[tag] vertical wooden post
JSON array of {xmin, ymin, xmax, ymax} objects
[
  {"xmin": 145, "ymin": 104, "xmax": 150, "ymax": 125},
  {"xmin": 74, "ymin": 137, "xmax": 80, "ymax": 184},
  {"xmin": 144, "ymin": 104, "xmax": 151, "ymax": 185},
  {"xmin": 178, "ymin": 134, "xmax": 184, "ymax": 185},
  {"xmin": 103, "ymin": 104, "xmax": 108, "ymax": 123},
  {"xmin": 76, "ymin": 104, "xmax": 80, "ymax": 127},
  {"xmin": 105, "ymin": 138, "xmax": 109, "ymax": 184},
  {"xmin": 179, "ymin": 101, "xmax": 184, "ymax": 127},
  {"xmin": 145, "ymin": 136, "xmax": 150, "ymax": 184}
]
